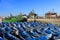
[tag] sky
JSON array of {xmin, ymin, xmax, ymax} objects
[{"xmin": 0, "ymin": 0, "xmax": 60, "ymax": 17}]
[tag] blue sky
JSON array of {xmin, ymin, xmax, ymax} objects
[{"xmin": 0, "ymin": 0, "xmax": 60, "ymax": 17}]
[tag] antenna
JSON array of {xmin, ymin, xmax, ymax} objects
[{"xmin": 52, "ymin": 9, "xmax": 54, "ymax": 13}]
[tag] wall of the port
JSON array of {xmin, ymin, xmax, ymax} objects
[{"xmin": 27, "ymin": 19, "xmax": 60, "ymax": 24}]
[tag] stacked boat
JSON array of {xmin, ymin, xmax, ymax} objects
[{"xmin": 0, "ymin": 22, "xmax": 60, "ymax": 40}]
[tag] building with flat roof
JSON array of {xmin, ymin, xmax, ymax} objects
[{"xmin": 45, "ymin": 11, "xmax": 57, "ymax": 19}]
